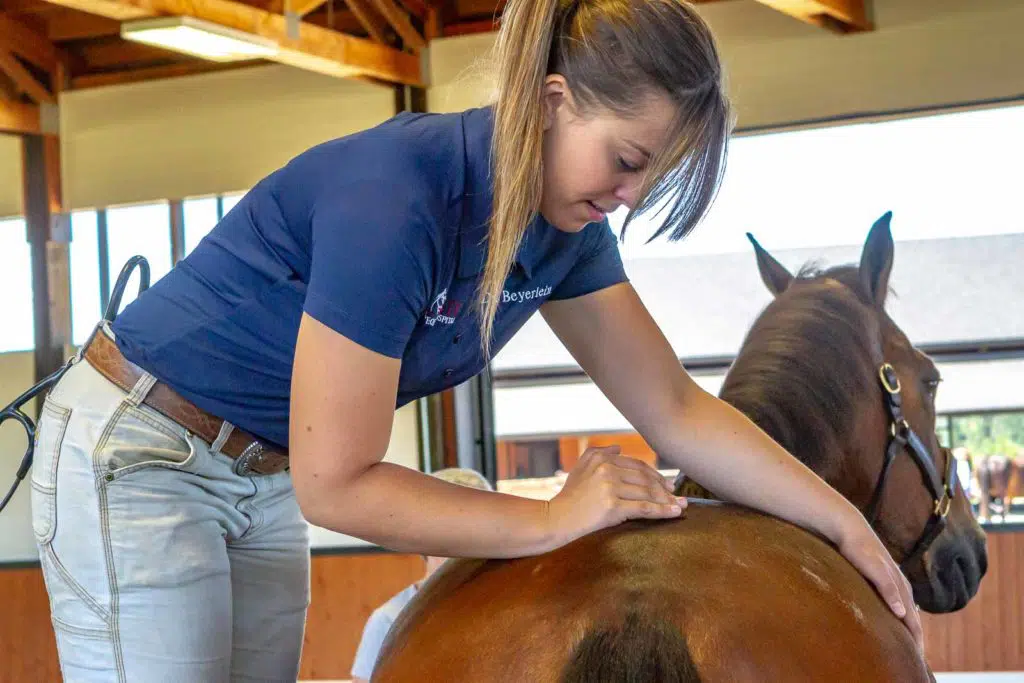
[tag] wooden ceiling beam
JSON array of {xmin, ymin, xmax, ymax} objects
[
  {"xmin": 0, "ymin": 97, "xmax": 40, "ymax": 134},
  {"xmin": 36, "ymin": 0, "xmax": 424, "ymax": 85},
  {"xmin": 71, "ymin": 59, "xmax": 255, "ymax": 88},
  {"xmin": 0, "ymin": 70, "xmax": 20, "ymax": 99},
  {"xmin": 0, "ymin": 13, "xmax": 68, "ymax": 72},
  {"xmin": 344, "ymin": 0, "xmax": 391, "ymax": 44},
  {"xmin": 300, "ymin": 8, "xmax": 366, "ymax": 35},
  {"xmin": 452, "ymin": 0, "xmax": 501, "ymax": 20},
  {"xmin": 395, "ymin": 0, "xmax": 425, "ymax": 20},
  {"xmin": 77, "ymin": 38, "xmax": 180, "ymax": 69},
  {"xmin": 0, "ymin": 50, "xmax": 55, "ymax": 102},
  {"xmin": 753, "ymin": 0, "xmax": 871, "ymax": 33},
  {"xmin": 282, "ymin": 0, "xmax": 326, "ymax": 16},
  {"xmin": 367, "ymin": 0, "xmax": 423, "ymax": 51},
  {"xmin": 47, "ymin": 11, "xmax": 122, "ymax": 41}
]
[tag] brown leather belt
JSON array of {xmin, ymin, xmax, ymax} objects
[{"xmin": 83, "ymin": 332, "xmax": 289, "ymax": 476}]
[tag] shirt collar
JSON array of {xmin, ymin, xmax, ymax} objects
[{"xmin": 456, "ymin": 106, "xmax": 550, "ymax": 280}]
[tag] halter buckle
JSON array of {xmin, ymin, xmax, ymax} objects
[
  {"xmin": 879, "ymin": 363, "xmax": 901, "ymax": 394},
  {"xmin": 934, "ymin": 494, "xmax": 952, "ymax": 518},
  {"xmin": 889, "ymin": 418, "xmax": 910, "ymax": 439}
]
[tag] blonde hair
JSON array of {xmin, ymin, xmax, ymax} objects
[{"xmin": 479, "ymin": 0, "xmax": 732, "ymax": 356}]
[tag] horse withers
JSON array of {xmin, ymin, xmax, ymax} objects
[{"xmin": 371, "ymin": 213, "xmax": 987, "ymax": 683}]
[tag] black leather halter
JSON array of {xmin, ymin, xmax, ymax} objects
[{"xmin": 864, "ymin": 363, "xmax": 958, "ymax": 571}]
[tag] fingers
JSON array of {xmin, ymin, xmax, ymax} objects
[
  {"xmin": 615, "ymin": 498, "xmax": 684, "ymax": 522},
  {"xmin": 867, "ymin": 553, "xmax": 925, "ymax": 652},
  {"xmin": 874, "ymin": 556, "xmax": 908, "ymax": 619},
  {"xmin": 606, "ymin": 454, "xmax": 676, "ymax": 496},
  {"xmin": 899, "ymin": 575, "xmax": 925, "ymax": 653},
  {"xmin": 581, "ymin": 446, "xmax": 675, "ymax": 498}
]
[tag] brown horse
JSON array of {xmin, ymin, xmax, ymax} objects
[
  {"xmin": 974, "ymin": 451, "xmax": 1024, "ymax": 521},
  {"xmin": 372, "ymin": 213, "xmax": 988, "ymax": 682}
]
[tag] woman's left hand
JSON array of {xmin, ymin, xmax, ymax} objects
[{"xmin": 836, "ymin": 520, "xmax": 924, "ymax": 653}]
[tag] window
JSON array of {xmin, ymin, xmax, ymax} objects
[
  {"xmin": 221, "ymin": 191, "xmax": 245, "ymax": 216},
  {"xmin": 105, "ymin": 202, "xmax": 172, "ymax": 314},
  {"xmin": 70, "ymin": 210, "xmax": 102, "ymax": 346},
  {"xmin": 182, "ymin": 191, "xmax": 249, "ymax": 259},
  {"xmin": 494, "ymin": 102, "xmax": 1024, "ymax": 372},
  {"xmin": 489, "ymin": 102, "xmax": 1024, "ymax": 499},
  {"xmin": 183, "ymin": 196, "xmax": 218, "ymax": 257},
  {"xmin": 611, "ymin": 103, "xmax": 1024, "ymax": 260},
  {"xmin": 0, "ymin": 218, "xmax": 33, "ymax": 352},
  {"xmin": 946, "ymin": 410, "xmax": 1024, "ymax": 524}
]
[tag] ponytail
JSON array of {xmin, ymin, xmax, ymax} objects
[{"xmin": 478, "ymin": 0, "xmax": 562, "ymax": 359}]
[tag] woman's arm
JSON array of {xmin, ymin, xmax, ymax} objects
[
  {"xmin": 289, "ymin": 313, "xmax": 681, "ymax": 559},
  {"xmin": 541, "ymin": 283, "xmax": 924, "ymax": 648}
]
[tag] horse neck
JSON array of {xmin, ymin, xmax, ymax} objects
[{"xmin": 677, "ymin": 304, "xmax": 879, "ymax": 501}]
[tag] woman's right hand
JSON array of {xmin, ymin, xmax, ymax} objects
[{"xmin": 546, "ymin": 445, "xmax": 686, "ymax": 546}]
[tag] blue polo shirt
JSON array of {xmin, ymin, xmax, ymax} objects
[{"xmin": 110, "ymin": 107, "xmax": 628, "ymax": 448}]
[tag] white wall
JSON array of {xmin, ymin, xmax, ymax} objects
[
  {"xmin": 0, "ymin": 352, "xmax": 36, "ymax": 564},
  {"xmin": 59, "ymin": 64, "xmax": 396, "ymax": 209},
  {"xmin": 426, "ymin": 0, "xmax": 1024, "ymax": 127}
]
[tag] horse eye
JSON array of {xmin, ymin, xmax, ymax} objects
[{"xmin": 924, "ymin": 378, "xmax": 942, "ymax": 396}]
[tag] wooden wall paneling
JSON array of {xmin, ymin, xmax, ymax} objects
[
  {"xmin": 0, "ymin": 566, "xmax": 61, "ymax": 682},
  {"xmin": 299, "ymin": 552, "xmax": 425, "ymax": 680},
  {"xmin": 920, "ymin": 530, "xmax": 1024, "ymax": 672}
]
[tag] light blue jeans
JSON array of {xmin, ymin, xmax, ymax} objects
[{"xmin": 30, "ymin": 338, "xmax": 310, "ymax": 682}]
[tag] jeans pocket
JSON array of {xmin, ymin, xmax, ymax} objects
[
  {"xmin": 97, "ymin": 403, "xmax": 198, "ymax": 481},
  {"xmin": 31, "ymin": 397, "xmax": 73, "ymax": 545}
]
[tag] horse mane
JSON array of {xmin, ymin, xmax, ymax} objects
[{"xmin": 677, "ymin": 264, "xmax": 882, "ymax": 499}]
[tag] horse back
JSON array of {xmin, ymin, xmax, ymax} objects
[{"xmin": 372, "ymin": 503, "xmax": 929, "ymax": 683}]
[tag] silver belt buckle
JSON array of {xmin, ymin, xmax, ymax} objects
[{"xmin": 233, "ymin": 441, "xmax": 266, "ymax": 476}]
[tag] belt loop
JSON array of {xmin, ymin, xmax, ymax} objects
[
  {"xmin": 212, "ymin": 421, "xmax": 235, "ymax": 453},
  {"xmin": 125, "ymin": 373, "xmax": 158, "ymax": 407}
]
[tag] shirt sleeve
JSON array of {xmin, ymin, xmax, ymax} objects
[
  {"xmin": 303, "ymin": 179, "xmax": 442, "ymax": 359},
  {"xmin": 549, "ymin": 218, "xmax": 629, "ymax": 301},
  {"xmin": 350, "ymin": 608, "xmax": 395, "ymax": 680}
]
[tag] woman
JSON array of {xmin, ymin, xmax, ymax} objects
[{"xmin": 30, "ymin": 0, "xmax": 922, "ymax": 680}]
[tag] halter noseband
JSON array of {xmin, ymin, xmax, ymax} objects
[{"xmin": 864, "ymin": 363, "xmax": 957, "ymax": 571}]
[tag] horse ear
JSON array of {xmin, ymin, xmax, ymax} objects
[
  {"xmin": 747, "ymin": 233, "xmax": 793, "ymax": 297},
  {"xmin": 859, "ymin": 211, "xmax": 895, "ymax": 307}
]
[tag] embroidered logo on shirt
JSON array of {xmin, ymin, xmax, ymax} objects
[
  {"xmin": 501, "ymin": 285, "xmax": 552, "ymax": 304},
  {"xmin": 425, "ymin": 288, "xmax": 462, "ymax": 326}
]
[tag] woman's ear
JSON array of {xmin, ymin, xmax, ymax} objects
[{"xmin": 542, "ymin": 75, "xmax": 570, "ymax": 131}]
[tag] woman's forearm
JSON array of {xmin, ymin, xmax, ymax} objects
[
  {"xmin": 650, "ymin": 386, "xmax": 862, "ymax": 544},
  {"xmin": 305, "ymin": 462, "xmax": 559, "ymax": 558}
]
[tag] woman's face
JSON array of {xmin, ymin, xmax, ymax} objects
[{"xmin": 540, "ymin": 78, "xmax": 677, "ymax": 233}]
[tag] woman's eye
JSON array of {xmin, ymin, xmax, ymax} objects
[{"xmin": 617, "ymin": 156, "xmax": 640, "ymax": 173}]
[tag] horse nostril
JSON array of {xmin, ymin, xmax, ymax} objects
[
  {"xmin": 956, "ymin": 554, "xmax": 969, "ymax": 582},
  {"xmin": 977, "ymin": 547, "xmax": 989, "ymax": 577}
]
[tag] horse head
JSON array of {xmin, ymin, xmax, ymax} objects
[{"xmin": 721, "ymin": 211, "xmax": 986, "ymax": 613}]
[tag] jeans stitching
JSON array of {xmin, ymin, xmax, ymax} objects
[
  {"xmin": 92, "ymin": 402, "xmax": 129, "ymax": 683},
  {"xmin": 40, "ymin": 399, "xmax": 72, "ymax": 491},
  {"xmin": 126, "ymin": 404, "xmax": 189, "ymax": 442},
  {"xmin": 51, "ymin": 614, "xmax": 112, "ymax": 639},
  {"xmin": 44, "ymin": 545, "xmax": 111, "ymax": 627},
  {"xmin": 97, "ymin": 405, "xmax": 199, "ymax": 482},
  {"xmin": 34, "ymin": 399, "xmax": 72, "ymax": 545},
  {"xmin": 235, "ymin": 478, "xmax": 259, "ymax": 540}
]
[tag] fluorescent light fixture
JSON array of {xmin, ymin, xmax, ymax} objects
[{"xmin": 121, "ymin": 16, "xmax": 279, "ymax": 62}]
